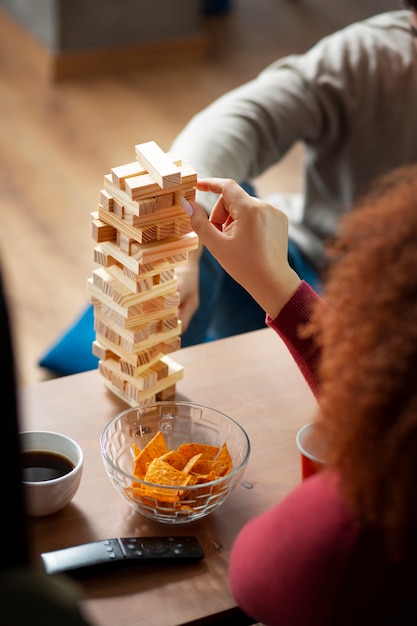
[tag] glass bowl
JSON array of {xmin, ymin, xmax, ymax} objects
[{"xmin": 100, "ymin": 401, "xmax": 250, "ymax": 524}]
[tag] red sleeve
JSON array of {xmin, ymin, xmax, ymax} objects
[
  {"xmin": 266, "ymin": 281, "xmax": 320, "ymax": 396},
  {"xmin": 228, "ymin": 472, "xmax": 358, "ymax": 626}
]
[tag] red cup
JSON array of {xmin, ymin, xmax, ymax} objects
[{"xmin": 296, "ymin": 423, "xmax": 327, "ymax": 480}]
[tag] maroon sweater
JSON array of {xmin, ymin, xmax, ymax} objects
[{"xmin": 228, "ymin": 282, "xmax": 417, "ymax": 626}]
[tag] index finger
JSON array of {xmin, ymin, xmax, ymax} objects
[
  {"xmin": 196, "ymin": 177, "xmax": 241, "ymax": 197},
  {"xmin": 197, "ymin": 177, "xmax": 250, "ymax": 225}
]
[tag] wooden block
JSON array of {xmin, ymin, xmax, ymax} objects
[
  {"xmin": 107, "ymin": 264, "xmax": 154, "ymax": 294},
  {"xmin": 91, "ymin": 214, "xmax": 117, "ymax": 243},
  {"xmin": 93, "ymin": 304, "xmax": 182, "ymax": 351},
  {"xmin": 134, "ymin": 232, "xmax": 198, "ymax": 265},
  {"xmin": 95, "ymin": 241, "xmax": 188, "ymax": 275},
  {"xmin": 179, "ymin": 164, "xmax": 198, "ymax": 187},
  {"xmin": 123, "ymin": 203, "xmax": 182, "ymax": 227},
  {"xmin": 135, "ymin": 141, "xmax": 181, "ymax": 189},
  {"xmin": 90, "ymin": 278, "xmax": 180, "ymax": 326},
  {"xmin": 101, "ymin": 357, "xmax": 168, "ymax": 392},
  {"xmin": 96, "ymin": 333, "xmax": 166, "ymax": 376},
  {"xmin": 93, "ymin": 244, "xmax": 119, "ymax": 268},
  {"xmin": 98, "ymin": 203, "xmax": 190, "ymax": 245},
  {"xmin": 96, "ymin": 328, "xmax": 178, "ymax": 368},
  {"xmin": 100, "ymin": 189, "xmax": 114, "ymax": 210},
  {"xmin": 94, "ymin": 295, "xmax": 179, "ymax": 330},
  {"xmin": 157, "ymin": 384, "xmax": 177, "ymax": 400},
  {"xmin": 92, "ymin": 340, "xmax": 115, "ymax": 361},
  {"xmin": 103, "ymin": 174, "xmax": 147, "ymax": 215},
  {"xmin": 174, "ymin": 188, "xmax": 196, "ymax": 204},
  {"xmin": 99, "ymin": 202, "xmax": 187, "ymax": 229},
  {"xmin": 111, "ymin": 161, "xmax": 147, "ymax": 189},
  {"xmin": 123, "ymin": 163, "xmax": 197, "ymax": 201},
  {"xmin": 96, "ymin": 231, "xmax": 197, "ymax": 271},
  {"xmin": 116, "ymin": 231, "xmax": 135, "ymax": 254},
  {"xmin": 102, "ymin": 356, "xmax": 184, "ymax": 406},
  {"xmin": 152, "ymin": 268, "xmax": 175, "ymax": 285},
  {"xmin": 112, "ymin": 200, "xmax": 124, "ymax": 218},
  {"xmin": 112, "ymin": 153, "xmax": 182, "ymax": 189},
  {"xmin": 155, "ymin": 193, "xmax": 174, "ymax": 210},
  {"xmin": 124, "ymin": 172, "xmax": 172, "ymax": 200},
  {"xmin": 91, "ymin": 269, "xmax": 178, "ymax": 309}
]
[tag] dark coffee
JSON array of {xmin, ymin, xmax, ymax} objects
[{"xmin": 21, "ymin": 450, "xmax": 74, "ymax": 482}]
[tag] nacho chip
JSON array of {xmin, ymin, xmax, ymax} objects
[
  {"xmin": 132, "ymin": 447, "xmax": 153, "ymax": 480},
  {"xmin": 182, "ymin": 453, "xmax": 203, "ymax": 474},
  {"xmin": 133, "ymin": 430, "xmax": 169, "ymax": 478},
  {"xmin": 193, "ymin": 470, "xmax": 217, "ymax": 483},
  {"xmin": 211, "ymin": 443, "xmax": 233, "ymax": 476},
  {"xmin": 128, "ymin": 431, "xmax": 234, "ymax": 511},
  {"xmin": 144, "ymin": 457, "xmax": 192, "ymax": 488},
  {"xmin": 159, "ymin": 449, "xmax": 186, "ymax": 470},
  {"xmin": 188, "ymin": 458, "xmax": 213, "ymax": 475},
  {"xmin": 127, "ymin": 484, "xmax": 181, "ymax": 505},
  {"xmin": 176, "ymin": 442, "xmax": 219, "ymax": 463},
  {"xmin": 144, "ymin": 430, "xmax": 169, "ymax": 458}
]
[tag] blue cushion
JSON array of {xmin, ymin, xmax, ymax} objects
[{"xmin": 38, "ymin": 304, "xmax": 98, "ymax": 375}]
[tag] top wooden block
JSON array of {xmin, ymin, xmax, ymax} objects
[{"xmin": 135, "ymin": 141, "xmax": 181, "ymax": 189}]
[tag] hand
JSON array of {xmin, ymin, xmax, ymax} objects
[{"xmin": 181, "ymin": 178, "xmax": 301, "ymax": 319}]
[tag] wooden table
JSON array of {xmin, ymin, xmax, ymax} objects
[{"xmin": 20, "ymin": 328, "xmax": 317, "ymax": 626}]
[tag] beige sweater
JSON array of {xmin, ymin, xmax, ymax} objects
[{"xmin": 171, "ymin": 10, "xmax": 417, "ymax": 271}]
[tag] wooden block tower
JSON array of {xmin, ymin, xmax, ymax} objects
[{"xmin": 88, "ymin": 141, "xmax": 198, "ymax": 406}]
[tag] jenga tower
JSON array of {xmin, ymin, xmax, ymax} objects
[{"xmin": 88, "ymin": 141, "xmax": 198, "ymax": 406}]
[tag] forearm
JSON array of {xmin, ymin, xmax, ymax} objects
[
  {"xmin": 171, "ymin": 68, "xmax": 317, "ymax": 214},
  {"xmin": 267, "ymin": 281, "xmax": 320, "ymax": 395}
]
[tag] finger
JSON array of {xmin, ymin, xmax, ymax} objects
[
  {"xmin": 196, "ymin": 177, "xmax": 232, "ymax": 194},
  {"xmin": 196, "ymin": 178, "xmax": 248, "ymax": 204},
  {"xmin": 197, "ymin": 178, "xmax": 250, "ymax": 227}
]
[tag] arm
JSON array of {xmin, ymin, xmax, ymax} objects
[
  {"xmin": 268, "ymin": 281, "xmax": 321, "ymax": 395},
  {"xmin": 171, "ymin": 54, "xmax": 325, "ymax": 216},
  {"xmin": 181, "ymin": 179, "xmax": 320, "ymax": 393}
]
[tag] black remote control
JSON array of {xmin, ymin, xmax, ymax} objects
[{"xmin": 41, "ymin": 536, "xmax": 204, "ymax": 577}]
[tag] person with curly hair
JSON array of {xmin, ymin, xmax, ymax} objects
[{"xmin": 180, "ymin": 164, "xmax": 417, "ymax": 625}]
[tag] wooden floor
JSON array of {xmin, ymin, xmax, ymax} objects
[{"xmin": 0, "ymin": 0, "xmax": 396, "ymax": 387}]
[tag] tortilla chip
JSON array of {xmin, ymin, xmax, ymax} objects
[
  {"xmin": 211, "ymin": 443, "xmax": 233, "ymax": 476},
  {"xmin": 144, "ymin": 457, "xmax": 192, "ymax": 488},
  {"xmin": 132, "ymin": 431, "xmax": 169, "ymax": 478},
  {"xmin": 176, "ymin": 442, "xmax": 219, "ymax": 463},
  {"xmin": 182, "ymin": 453, "xmax": 203, "ymax": 474},
  {"xmin": 159, "ymin": 450, "xmax": 186, "ymax": 470},
  {"xmin": 127, "ymin": 431, "xmax": 234, "ymax": 511},
  {"xmin": 144, "ymin": 431, "xmax": 169, "ymax": 458},
  {"xmin": 188, "ymin": 458, "xmax": 213, "ymax": 475}
]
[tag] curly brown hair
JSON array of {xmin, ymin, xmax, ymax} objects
[{"xmin": 310, "ymin": 164, "xmax": 417, "ymax": 561}]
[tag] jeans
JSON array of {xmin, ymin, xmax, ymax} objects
[
  {"xmin": 181, "ymin": 237, "xmax": 322, "ymax": 347},
  {"xmin": 181, "ymin": 181, "xmax": 322, "ymax": 347}
]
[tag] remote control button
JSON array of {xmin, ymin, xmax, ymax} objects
[{"xmin": 142, "ymin": 540, "xmax": 168, "ymax": 554}]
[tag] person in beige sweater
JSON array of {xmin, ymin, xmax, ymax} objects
[{"xmin": 172, "ymin": 4, "xmax": 417, "ymax": 346}]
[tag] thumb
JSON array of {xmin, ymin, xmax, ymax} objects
[{"xmin": 180, "ymin": 196, "xmax": 224, "ymax": 252}]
